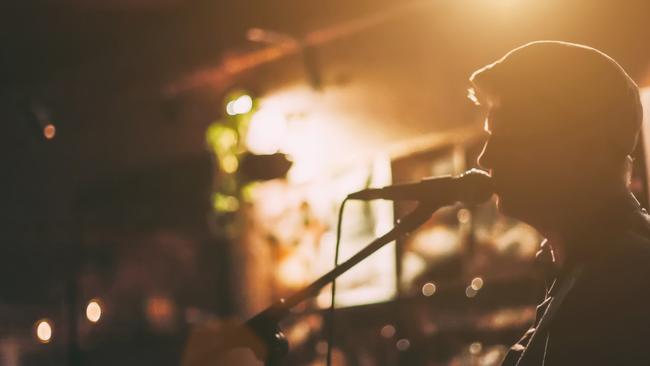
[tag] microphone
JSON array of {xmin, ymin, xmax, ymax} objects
[{"xmin": 347, "ymin": 169, "xmax": 494, "ymax": 205}]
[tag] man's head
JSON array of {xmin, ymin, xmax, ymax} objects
[{"xmin": 470, "ymin": 41, "xmax": 643, "ymax": 227}]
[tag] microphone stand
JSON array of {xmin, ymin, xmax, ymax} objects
[{"xmin": 244, "ymin": 202, "xmax": 440, "ymax": 366}]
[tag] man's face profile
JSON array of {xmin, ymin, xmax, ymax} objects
[
  {"xmin": 478, "ymin": 102, "xmax": 540, "ymax": 220},
  {"xmin": 476, "ymin": 100, "xmax": 588, "ymax": 224}
]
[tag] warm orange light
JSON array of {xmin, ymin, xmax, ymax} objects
[
  {"xmin": 35, "ymin": 319, "xmax": 52, "ymax": 343},
  {"xmin": 43, "ymin": 124, "xmax": 56, "ymax": 139},
  {"xmin": 86, "ymin": 299, "xmax": 102, "ymax": 323}
]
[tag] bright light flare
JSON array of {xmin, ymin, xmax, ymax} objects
[
  {"xmin": 86, "ymin": 299, "xmax": 102, "ymax": 323},
  {"xmin": 35, "ymin": 319, "xmax": 52, "ymax": 343}
]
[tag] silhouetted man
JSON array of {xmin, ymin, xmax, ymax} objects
[{"xmin": 470, "ymin": 41, "xmax": 650, "ymax": 365}]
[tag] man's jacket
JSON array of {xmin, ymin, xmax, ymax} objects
[{"xmin": 502, "ymin": 193, "xmax": 650, "ymax": 365}]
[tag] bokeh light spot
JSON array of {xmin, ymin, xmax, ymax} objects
[
  {"xmin": 221, "ymin": 154, "xmax": 239, "ymax": 174},
  {"xmin": 457, "ymin": 208, "xmax": 471, "ymax": 224},
  {"xmin": 469, "ymin": 342, "xmax": 483, "ymax": 355},
  {"xmin": 380, "ymin": 324, "xmax": 396, "ymax": 338},
  {"xmin": 466, "ymin": 286, "xmax": 478, "ymax": 298},
  {"xmin": 396, "ymin": 338, "xmax": 410, "ymax": 351},
  {"xmin": 43, "ymin": 124, "xmax": 56, "ymax": 140},
  {"xmin": 471, "ymin": 277, "xmax": 484, "ymax": 291},
  {"xmin": 35, "ymin": 320, "xmax": 52, "ymax": 343},
  {"xmin": 232, "ymin": 95, "xmax": 253, "ymax": 115},
  {"xmin": 86, "ymin": 300, "xmax": 102, "ymax": 323},
  {"xmin": 422, "ymin": 282, "xmax": 437, "ymax": 296}
]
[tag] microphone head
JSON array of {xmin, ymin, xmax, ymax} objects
[{"xmin": 456, "ymin": 169, "xmax": 494, "ymax": 205}]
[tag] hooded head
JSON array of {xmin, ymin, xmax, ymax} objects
[{"xmin": 470, "ymin": 41, "xmax": 642, "ymax": 227}]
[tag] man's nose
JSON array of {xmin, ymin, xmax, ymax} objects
[{"xmin": 477, "ymin": 141, "xmax": 493, "ymax": 170}]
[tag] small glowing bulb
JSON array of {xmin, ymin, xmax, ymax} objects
[
  {"xmin": 422, "ymin": 282, "xmax": 437, "ymax": 297},
  {"xmin": 86, "ymin": 300, "xmax": 102, "ymax": 323},
  {"xmin": 35, "ymin": 320, "xmax": 52, "ymax": 343},
  {"xmin": 43, "ymin": 124, "xmax": 56, "ymax": 139}
]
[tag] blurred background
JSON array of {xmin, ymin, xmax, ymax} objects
[{"xmin": 3, "ymin": 0, "xmax": 650, "ymax": 365}]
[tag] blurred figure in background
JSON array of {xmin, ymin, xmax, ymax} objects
[{"xmin": 470, "ymin": 40, "xmax": 650, "ymax": 365}]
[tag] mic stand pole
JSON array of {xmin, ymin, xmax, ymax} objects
[{"xmin": 244, "ymin": 202, "xmax": 438, "ymax": 366}]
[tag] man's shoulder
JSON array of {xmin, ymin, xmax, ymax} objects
[
  {"xmin": 609, "ymin": 212, "xmax": 650, "ymax": 264},
  {"xmin": 586, "ymin": 214, "xmax": 650, "ymax": 286}
]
